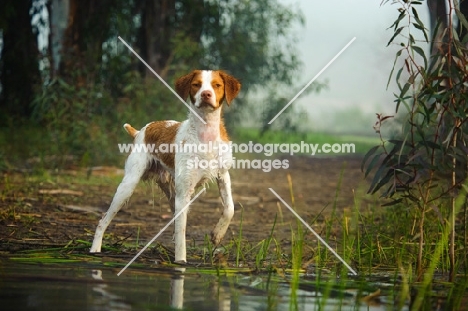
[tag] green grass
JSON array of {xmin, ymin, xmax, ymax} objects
[{"xmin": 232, "ymin": 127, "xmax": 380, "ymax": 155}]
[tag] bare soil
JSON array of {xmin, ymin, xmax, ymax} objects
[{"xmin": 0, "ymin": 156, "xmax": 370, "ymax": 260}]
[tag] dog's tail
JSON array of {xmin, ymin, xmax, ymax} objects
[{"xmin": 123, "ymin": 123, "xmax": 139, "ymax": 138}]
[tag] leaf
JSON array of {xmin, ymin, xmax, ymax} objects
[
  {"xmin": 367, "ymin": 161, "xmax": 394, "ymax": 195},
  {"xmin": 387, "ymin": 27, "xmax": 404, "ymax": 47},
  {"xmin": 380, "ymin": 115, "xmax": 394, "ymax": 123},
  {"xmin": 387, "ymin": 49, "xmax": 403, "ymax": 89},
  {"xmin": 389, "ymin": 11, "xmax": 406, "ymax": 31},
  {"xmin": 455, "ymin": 7, "xmax": 468, "ymax": 32},
  {"xmin": 370, "ymin": 169, "xmax": 394, "ymax": 195},
  {"xmin": 412, "ymin": 23, "xmax": 427, "ymax": 39},
  {"xmin": 380, "ymin": 143, "xmax": 401, "ymax": 168},
  {"xmin": 399, "ymin": 82, "xmax": 411, "ymax": 99},
  {"xmin": 411, "ymin": 45, "xmax": 427, "ymax": 69},
  {"xmin": 411, "ymin": 7, "xmax": 419, "ymax": 19},
  {"xmin": 381, "ymin": 198, "xmax": 403, "ymax": 207},
  {"xmin": 365, "ymin": 154, "xmax": 382, "ymax": 178},
  {"xmin": 412, "ymin": 7, "xmax": 428, "ymax": 42},
  {"xmin": 395, "ymin": 66, "xmax": 404, "ymax": 84},
  {"xmin": 367, "ymin": 165, "xmax": 385, "ymax": 194},
  {"xmin": 404, "ymin": 58, "xmax": 411, "ymax": 73},
  {"xmin": 382, "ymin": 182, "xmax": 397, "ymax": 198},
  {"xmin": 361, "ymin": 145, "xmax": 381, "ymax": 172}
]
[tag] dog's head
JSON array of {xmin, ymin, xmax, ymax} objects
[{"xmin": 175, "ymin": 70, "xmax": 241, "ymax": 109}]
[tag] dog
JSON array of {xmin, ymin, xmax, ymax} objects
[{"xmin": 90, "ymin": 70, "xmax": 241, "ymax": 263}]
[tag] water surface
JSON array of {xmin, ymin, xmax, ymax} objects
[{"xmin": 1, "ymin": 262, "xmax": 405, "ymax": 310}]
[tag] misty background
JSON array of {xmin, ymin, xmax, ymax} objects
[{"xmin": 278, "ymin": 0, "xmax": 430, "ymax": 134}]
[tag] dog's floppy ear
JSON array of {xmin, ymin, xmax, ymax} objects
[
  {"xmin": 175, "ymin": 71, "xmax": 197, "ymax": 101},
  {"xmin": 219, "ymin": 71, "xmax": 241, "ymax": 105}
]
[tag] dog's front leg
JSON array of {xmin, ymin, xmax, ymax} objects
[
  {"xmin": 173, "ymin": 170, "xmax": 198, "ymax": 264},
  {"xmin": 174, "ymin": 191, "xmax": 190, "ymax": 263},
  {"xmin": 211, "ymin": 171, "xmax": 235, "ymax": 246}
]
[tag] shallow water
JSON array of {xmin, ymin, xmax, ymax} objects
[{"xmin": 0, "ymin": 262, "xmax": 407, "ymax": 311}]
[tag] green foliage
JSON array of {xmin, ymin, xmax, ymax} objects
[
  {"xmin": 364, "ymin": 1, "xmax": 468, "ymax": 200},
  {"xmin": 363, "ymin": 1, "xmax": 468, "ymax": 278},
  {"xmin": 30, "ymin": 69, "xmax": 186, "ymax": 168}
]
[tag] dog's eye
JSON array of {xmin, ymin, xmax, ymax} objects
[
  {"xmin": 215, "ymin": 84, "xmax": 222, "ymax": 88},
  {"xmin": 192, "ymin": 83, "xmax": 201, "ymax": 88}
]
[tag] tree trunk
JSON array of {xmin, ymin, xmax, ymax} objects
[
  {"xmin": 49, "ymin": 0, "xmax": 70, "ymax": 78},
  {"xmin": 0, "ymin": 0, "xmax": 40, "ymax": 120},
  {"xmin": 138, "ymin": 0, "xmax": 175, "ymax": 79},
  {"xmin": 59, "ymin": 0, "xmax": 112, "ymax": 85}
]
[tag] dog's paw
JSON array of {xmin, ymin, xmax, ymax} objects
[
  {"xmin": 89, "ymin": 246, "xmax": 101, "ymax": 253},
  {"xmin": 174, "ymin": 259, "xmax": 187, "ymax": 265}
]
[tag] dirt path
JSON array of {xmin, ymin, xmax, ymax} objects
[{"xmin": 0, "ymin": 156, "xmax": 370, "ymax": 258}]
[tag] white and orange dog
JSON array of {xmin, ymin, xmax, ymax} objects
[{"xmin": 90, "ymin": 70, "xmax": 241, "ymax": 263}]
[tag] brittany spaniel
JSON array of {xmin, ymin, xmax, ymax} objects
[{"xmin": 90, "ymin": 70, "xmax": 241, "ymax": 263}]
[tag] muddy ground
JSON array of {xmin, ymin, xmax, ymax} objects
[{"xmin": 0, "ymin": 156, "xmax": 372, "ymax": 262}]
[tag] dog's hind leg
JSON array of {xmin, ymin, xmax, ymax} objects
[{"xmin": 90, "ymin": 151, "xmax": 148, "ymax": 253}]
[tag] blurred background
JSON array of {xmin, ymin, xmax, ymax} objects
[{"xmin": 0, "ymin": 0, "xmax": 430, "ymax": 169}]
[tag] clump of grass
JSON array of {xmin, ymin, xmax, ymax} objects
[
  {"xmin": 236, "ymin": 204, "xmax": 244, "ymax": 267},
  {"xmin": 254, "ymin": 214, "xmax": 277, "ymax": 271}
]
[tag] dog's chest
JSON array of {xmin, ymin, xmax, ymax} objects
[
  {"xmin": 175, "ymin": 121, "xmax": 232, "ymax": 174},
  {"xmin": 198, "ymin": 122, "xmax": 219, "ymax": 141}
]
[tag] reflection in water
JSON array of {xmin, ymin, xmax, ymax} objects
[
  {"xmin": 169, "ymin": 267, "xmax": 232, "ymax": 310},
  {"xmin": 170, "ymin": 267, "xmax": 184, "ymax": 309},
  {"xmin": 91, "ymin": 269, "xmax": 131, "ymax": 311},
  {"xmin": 0, "ymin": 263, "xmax": 420, "ymax": 310}
]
